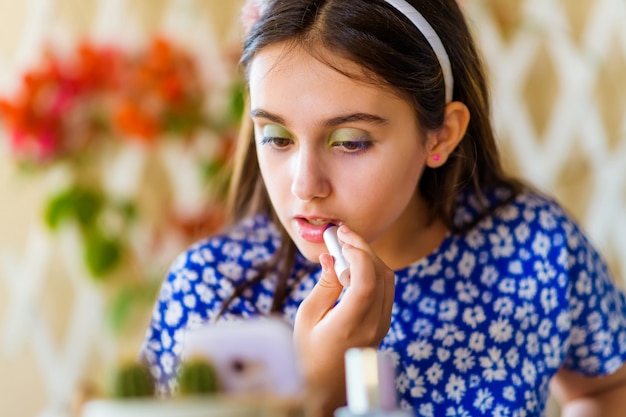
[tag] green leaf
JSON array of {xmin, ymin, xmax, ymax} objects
[
  {"xmin": 162, "ymin": 103, "xmax": 205, "ymax": 136},
  {"xmin": 201, "ymin": 159, "xmax": 223, "ymax": 181},
  {"xmin": 73, "ymin": 189, "xmax": 102, "ymax": 227},
  {"xmin": 84, "ymin": 233, "xmax": 121, "ymax": 279},
  {"xmin": 116, "ymin": 200, "xmax": 137, "ymax": 221},
  {"xmin": 45, "ymin": 190, "xmax": 75, "ymax": 229},
  {"xmin": 228, "ymin": 79, "xmax": 245, "ymax": 123},
  {"xmin": 109, "ymin": 287, "xmax": 135, "ymax": 334},
  {"xmin": 44, "ymin": 187, "xmax": 102, "ymax": 230},
  {"xmin": 108, "ymin": 281, "xmax": 160, "ymax": 334}
]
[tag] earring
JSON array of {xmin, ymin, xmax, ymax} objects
[{"xmin": 433, "ymin": 154, "xmax": 440, "ymax": 162}]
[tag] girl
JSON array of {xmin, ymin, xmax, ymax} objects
[{"xmin": 141, "ymin": 1, "xmax": 626, "ymax": 416}]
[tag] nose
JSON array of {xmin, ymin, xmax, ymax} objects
[{"xmin": 290, "ymin": 148, "xmax": 331, "ymax": 202}]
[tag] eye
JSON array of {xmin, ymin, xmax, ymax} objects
[
  {"xmin": 329, "ymin": 128, "xmax": 373, "ymax": 154},
  {"xmin": 339, "ymin": 141, "xmax": 371, "ymax": 152},
  {"xmin": 258, "ymin": 124, "xmax": 293, "ymax": 149}
]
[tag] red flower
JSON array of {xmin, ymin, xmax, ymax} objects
[
  {"xmin": 0, "ymin": 37, "xmax": 207, "ymax": 162},
  {"xmin": 112, "ymin": 37, "xmax": 205, "ymax": 140},
  {"xmin": 114, "ymin": 100, "xmax": 159, "ymax": 142}
]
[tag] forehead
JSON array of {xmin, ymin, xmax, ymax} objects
[
  {"xmin": 249, "ymin": 42, "xmax": 361, "ymax": 80},
  {"xmin": 248, "ymin": 42, "xmax": 405, "ymax": 107}
]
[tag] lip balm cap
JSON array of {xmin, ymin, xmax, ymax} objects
[
  {"xmin": 344, "ymin": 348, "xmax": 397, "ymax": 414},
  {"xmin": 334, "ymin": 348, "xmax": 413, "ymax": 417}
]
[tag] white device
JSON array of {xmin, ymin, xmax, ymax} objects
[
  {"xmin": 181, "ymin": 317, "xmax": 304, "ymax": 398},
  {"xmin": 323, "ymin": 225, "xmax": 351, "ymax": 287}
]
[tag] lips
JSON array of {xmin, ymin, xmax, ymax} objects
[{"xmin": 294, "ymin": 217, "xmax": 340, "ymax": 243}]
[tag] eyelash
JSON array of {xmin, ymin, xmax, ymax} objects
[
  {"xmin": 258, "ymin": 137, "xmax": 293, "ymax": 148},
  {"xmin": 258, "ymin": 131, "xmax": 374, "ymax": 155},
  {"xmin": 331, "ymin": 140, "xmax": 373, "ymax": 154}
]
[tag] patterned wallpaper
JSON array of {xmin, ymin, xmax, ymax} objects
[
  {"xmin": 0, "ymin": 1, "xmax": 624, "ymax": 416},
  {"xmin": 0, "ymin": 2, "xmax": 246, "ymax": 417},
  {"xmin": 466, "ymin": 0, "xmax": 626, "ymax": 284}
]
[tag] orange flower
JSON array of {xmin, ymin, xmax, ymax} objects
[
  {"xmin": 114, "ymin": 101, "xmax": 159, "ymax": 142},
  {"xmin": 113, "ymin": 37, "xmax": 205, "ymax": 139},
  {"xmin": 0, "ymin": 37, "xmax": 211, "ymax": 161}
]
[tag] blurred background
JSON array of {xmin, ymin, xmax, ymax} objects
[{"xmin": 0, "ymin": 0, "xmax": 624, "ymax": 416}]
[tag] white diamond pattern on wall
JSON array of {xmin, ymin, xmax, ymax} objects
[
  {"xmin": 465, "ymin": 0, "xmax": 626, "ymax": 281},
  {"xmin": 0, "ymin": 1, "xmax": 244, "ymax": 416}
]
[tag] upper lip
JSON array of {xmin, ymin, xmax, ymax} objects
[{"xmin": 295, "ymin": 215, "xmax": 342, "ymax": 226}]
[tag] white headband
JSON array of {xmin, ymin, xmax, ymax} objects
[{"xmin": 384, "ymin": 0, "xmax": 454, "ymax": 103}]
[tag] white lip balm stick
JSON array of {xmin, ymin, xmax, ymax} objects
[{"xmin": 323, "ymin": 225, "xmax": 351, "ymax": 287}]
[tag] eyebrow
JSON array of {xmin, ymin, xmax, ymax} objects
[{"xmin": 249, "ymin": 109, "xmax": 389, "ymax": 128}]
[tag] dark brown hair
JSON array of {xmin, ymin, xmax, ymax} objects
[{"xmin": 222, "ymin": 0, "xmax": 521, "ymax": 314}]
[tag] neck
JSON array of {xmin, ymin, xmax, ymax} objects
[{"xmin": 373, "ymin": 194, "xmax": 448, "ymax": 270}]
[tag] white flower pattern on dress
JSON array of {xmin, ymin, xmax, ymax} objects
[{"xmin": 140, "ymin": 189, "xmax": 626, "ymax": 416}]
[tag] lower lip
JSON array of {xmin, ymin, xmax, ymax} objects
[{"xmin": 295, "ymin": 218, "xmax": 329, "ymax": 243}]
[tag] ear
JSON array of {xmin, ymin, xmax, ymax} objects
[{"xmin": 425, "ymin": 101, "xmax": 470, "ymax": 168}]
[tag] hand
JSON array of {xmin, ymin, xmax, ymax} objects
[
  {"xmin": 551, "ymin": 364, "xmax": 626, "ymax": 417},
  {"xmin": 293, "ymin": 225, "xmax": 396, "ymax": 416}
]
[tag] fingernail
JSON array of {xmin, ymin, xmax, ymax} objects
[{"xmin": 339, "ymin": 225, "xmax": 350, "ymax": 234}]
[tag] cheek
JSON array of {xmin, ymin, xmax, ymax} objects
[
  {"xmin": 357, "ymin": 166, "xmax": 420, "ymax": 208},
  {"xmin": 364, "ymin": 147, "xmax": 424, "ymax": 192},
  {"xmin": 256, "ymin": 152, "xmax": 290, "ymax": 201},
  {"xmin": 346, "ymin": 153, "xmax": 424, "ymax": 226}
]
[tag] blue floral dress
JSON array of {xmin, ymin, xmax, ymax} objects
[{"xmin": 140, "ymin": 188, "xmax": 626, "ymax": 416}]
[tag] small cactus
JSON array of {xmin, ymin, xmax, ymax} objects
[
  {"xmin": 111, "ymin": 361, "xmax": 155, "ymax": 398},
  {"xmin": 178, "ymin": 357, "xmax": 219, "ymax": 395}
]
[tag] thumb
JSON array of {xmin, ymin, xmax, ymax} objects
[
  {"xmin": 316, "ymin": 253, "xmax": 344, "ymax": 290},
  {"xmin": 296, "ymin": 253, "xmax": 344, "ymax": 325}
]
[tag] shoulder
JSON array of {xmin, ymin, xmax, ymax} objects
[
  {"xmin": 494, "ymin": 189, "xmax": 603, "ymax": 260},
  {"xmin": 168, "ymin": 214, "xmax": 281, "ymax": 278},
  {"xmin": 457, "ymin": 186, "xmax": 590, "ymax": 246},
  {"xmin": 152, "ymin": 214, "xmax": 281, "ymax": 323},
  {"xmin": 450, "ymin": 186, "xmax": 613, "ymax": 285}
]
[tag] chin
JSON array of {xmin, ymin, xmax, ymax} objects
[
  {"xmin": 294, "ymin": 243, "xmax": 322, "ymax": 264},
  {"xmin": 279, "ymin": 222, "xmax": 323, "ymax": 263},
  {"xmin": 288, "ymin": 237, "xmax": 322, "ymax": 264}
]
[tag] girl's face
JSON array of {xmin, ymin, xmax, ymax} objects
[{"xmin": 249, "ymin": 44, "xmax": 433, "ymax": 267}]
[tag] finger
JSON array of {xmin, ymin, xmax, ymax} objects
[
  {"xmin": 334, "ymin": 228, "xmax": 396, "ymax": 338},
  {"xmin": 336, "ymin": 225, "xmax": 376, "ymax": 259},
  {"xmin": 340, "ymin": 243, "xmax": 379, "ymax": 293},
  {"xmin": 337, "ymin": 225, "xmax": 395, "ymax": 307},
  {"xmin": 378, "ymin": 267, "xmax": 396, "ymax": 338},
  {"xmin": 332, "ymin": 245, "xmax": 386, "ymax": 324},
  {"xmin": 296, "ymin": 253, "xmax": 344, "ymax": 326},
  {"xmin": 337, "ymin": 226, "xmax": 385, "ymax": 293}
]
